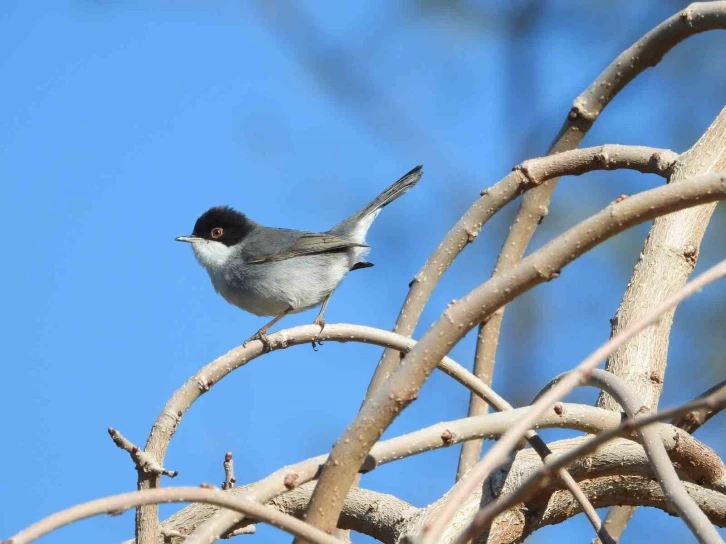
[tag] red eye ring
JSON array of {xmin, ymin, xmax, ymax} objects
[{"xmin": 211, "ymin": 227, "xmax": 224, "ymax": 239}]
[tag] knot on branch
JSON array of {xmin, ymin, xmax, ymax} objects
[
  {"xmin": 683, "ymin": 244, "xmax": 699, "ymax": 268},
  {"xmin": 649, "ymin": 150, "xmax": 678, "ymax": 178},
  {"xmin": 441, "ymin": 429, "xmax": 456, "ymax": 445},
  {"xmin": 513, "ymin": 163, "xmax": 539, "ymax": 188},
  {"xmin": 108, "ymin": 427, "xmax": 178, "ymax": 478},
  {"xmin": 569, "ymin": 98, "xmax": 598, "ymax": 123},
  {"xmin": 679, "ymin": 7, "xmax": 694, "ymax": 26}
]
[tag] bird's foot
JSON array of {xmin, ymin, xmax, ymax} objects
[
  {"xmin": 243, "ymin": 329, "xmax": 272, "ymax": 352},
  {"xmin": 311, "ymin": 317, "xmax": 326, "ymax": 350}
]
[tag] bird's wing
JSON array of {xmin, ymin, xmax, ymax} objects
[{"xmin": 246, "ymin": 232, "xmax": 367, "ymax": 264}]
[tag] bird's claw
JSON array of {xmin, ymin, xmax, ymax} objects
[
  {"xmin": 312, "ymin": 317, "xmax": 326, "ymax": 350},
  {"xmin": 244, "ymin": 329, "xmax": 272, "ymax": 352}
]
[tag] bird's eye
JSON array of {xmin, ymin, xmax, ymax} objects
[{"xmin": 211, "ymin": 227, "xmax": 224, "ymax": 239}]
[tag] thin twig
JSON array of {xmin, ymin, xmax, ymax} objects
[
  {"xmin": 459, "ymin": 0, "xmax": 726, "ymax": 480},
  {"xmin": 224, "ymin": 525, "xmax": 256, "ymax": 537},
  {"xmin": 437, "ymin": 258, "xmax": 726, "ymax": 543},
  {"xmin": 455, "ymin": 381, "xmax": 726, "ymax": 543},
  {"xmin": 672, "ymin": 378, "xmax": 726, "ymax": 433},
  {"xmin": 7, "ymin": 487, "xmax": 343, "ymax": 544},
  {"xmin": 222, "ymin": 452, "xmax": 236, "ymax": 491},
  {"xmin": 302, "ymin": 173, "xmax": 726, "ymax": 537},
  {"xmin": 108, "ymin": 427, "xmax": 177, "ymax": 478}
]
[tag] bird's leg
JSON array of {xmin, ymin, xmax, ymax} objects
[
  {"xmin": 312, "ymin": 295, "xmax": 331, "ymax": 350},
  {"xmin": 244, "ymin": 308, "xmax": 292, "ymax": 351}
]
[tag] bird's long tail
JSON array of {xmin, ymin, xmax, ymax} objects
[
  {"xmin": 353, "ymin": 165, "xmax": 423, "ymax": 220},
  {"xmin": 329, "ymin": 165, "xmax": 423, "ymax": 244}
]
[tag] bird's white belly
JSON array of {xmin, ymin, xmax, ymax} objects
[{"xmin": 209, "ymin": 255, "xmax": 350, "ymax": 317}]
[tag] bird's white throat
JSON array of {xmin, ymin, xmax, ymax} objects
[{"xmin": 190, "ymin": 239, "xmax": 233, "ymax": 271}]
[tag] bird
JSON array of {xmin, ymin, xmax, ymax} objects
[{"xmin": 176, "ymin": 165, "xmax": 423, "ymax": 348}]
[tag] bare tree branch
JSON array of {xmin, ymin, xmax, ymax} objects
[
  {"xmin": 108, "ymin": 427, "xmax": 177, "ymax": 479},
  {"xmin": 134, "ymin": 323, "xmax": 504, "ymax": 543},
  {"xmin": 8, "ymin": 487, "xmax": 344, "ymax": 544},
  {"xmin": 672, "ymin": 378, "xmax": 726, "ymax": 433},
  {"xmin": 178, "ymin": 395, "xmax": 723, "ymax": 542},
  {"xmin": 182, "ymin": 402, "xmax": 621, "ymax": 543},
  {"xmin": 450, "ymin": 380, "xmax": 726, "ymax": 543},
  {"xmin": 440, "ymin": 258, "xmax": 726, "ymax": 543},
  {"xmin": 270, "ymin": 484, "xmax": 416, "ymax": 544},
  {"xmin": 301, "ymin": 171, "xmax": 726, "ymax": 538},
  {"xmin": 536, "ymin": 370, "xmax": 723, "ymax": 543},
  {"xmin": 597, "ymin": 107, "xmax": 726, "ymax": 540},
  {"xmin": 594, "ymin": 378, "xmax": 726, "ymax": 544},
  {"xmin": 459, "ymin": 0, "xmax": 726, "ymax": 480},
  {"xmin": 401, "ymin": 433, "xmax": 726, "ymax": 543},
  {"xmin": 365, "ymin": 145, "xmax": 677, "ymax": 400}
]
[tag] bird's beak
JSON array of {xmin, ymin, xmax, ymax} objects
[{"xmin": 175, "ymin": 235, "xmax": 201, "ymax": 243}]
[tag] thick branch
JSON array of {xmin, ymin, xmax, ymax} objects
[
  {"xmin": 182, "ymin": 402, "xmax": 622, "ymax": 543},
  {"xmin": 459, "ymin": 0, "xmax": 726, "ymax": 480},
  {"xmin": 548, "ymin": 370, "xmax": 721, "ymax": 543},
  {"xmin": 453, "ymin": 381, "xmax": 726, "ymax": 543},
  {"xmin": 444, "ymin": 259, "xmax": 726, "ymax": 543},
  {"xmin": 365, "ymin": 145, "xmax": 677, "ymax": 400},
  {"xmin": 182, "ymin": 393, "xmax": 723, "ymax": 541},
  {"xmin": 406, "ymin": 437, "xmax": 726, "ymax": 544},
  {"xmin": 302, "ymin": 173, "xmax": 726, "ymax": 538},
  {"xmin": 270, "ymin": 483, "xmax": 416, "ymax": 544},
  {"xmin": 597, "ymin": 106, "xmax": 726, "ymax": 544}
]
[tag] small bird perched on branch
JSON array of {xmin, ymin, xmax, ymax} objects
[{"xmin": 176, "ymin": 165, "xmax": 423, "ymax": 347}]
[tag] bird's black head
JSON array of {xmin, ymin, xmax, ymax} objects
[{"xmin": 188, "ymin": 206, "xmax": 256, "ymax": 247}]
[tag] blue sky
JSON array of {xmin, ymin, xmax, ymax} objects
[{"xmin": 1, "ymin": 1, "xmax": 725, "ymax": 542}]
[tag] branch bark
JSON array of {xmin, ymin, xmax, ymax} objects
[
  {"xmin": 270, "ymin": 484, "xmax": 416, "ymax": 544},
  {"xmin": 458, "ymin": 0, "xmax": 726, "ymax": 480},
  {"xmin": 150, "ymin": 399, "xmax": 721, "ymax": 543},
  {"xmin": 543, "ymin": 370, "xmax": 722, "ymax": 543},
  {"xmin": 442, "ymin": 259, "xmax": 726, "ymax": 543},
  {"xmin": 364, "ymin": 145, "xmax": 677, "ymax": 401},
  {"xmin": 596, "ymin": 106, "xmax": 726, "ymax": 541},
  {"xmin": 302, "ymin": 172, "xmax": 726, "ymax": 538},
  {"xmin": 133, "ymin": 323, "xmax": 504, "ymax": 543},
  {"xmin": 451, "ymin": 382, "xmax": 726, "ymax": 543},
  {"xmin": 8, "ymin": 487, "xmax": 344, "ymax": 544},
  {"xmin": 412, "ymin": 438, "xmax": 726, "ymax": 544}
]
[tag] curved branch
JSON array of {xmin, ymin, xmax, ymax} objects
[
  {"xmin": 447, "ymin": 259, "xmax": 726, "ymax": 543},
  {"xmin": 303, "ymin": 173, "xmax": 726, "ymax": 538},
  {"xmin": 270, "ymin": 484, "xmax": 416, "ymax": 544},
  {"xmin": 134, "ymin": 323, "xmax": 529, "ymax": 542},
  {"xmin": 403, "ymin": 435, "xmax": 726, "ymax": 543},
  {"xmin": 539, "ymin": 370, "xmax": 722, "ymax": 543},
  {"xmin": 7, "ymin": 487, "xmax": 343, "ymax": 544},
  {"xmin": 178, "ymin": 397, "xmax": 721, "ymax": 542},
  {"xmin": 133, "ymin": 323, "xmax": 506, "ymax": 542},
  {"xmin": 183, "ymin": 402, "xmax": 618, "ymax": 543},
  {"xmin": 461, "ymin": 0, "xmax": 726, "ymax": 480},
  {"xmin": 449, "ymin": 383, "xmax": 726, "ymax": 543},
  {"xmin": 492, "ymin": 476, "xmax": 726, "ymax": 544},
  {"xmin": 365, "ymin": 144, "xmax": 677, "ymax": 398}
]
